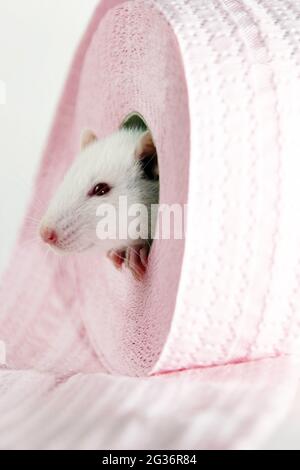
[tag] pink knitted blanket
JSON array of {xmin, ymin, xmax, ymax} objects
[{"xmin": 0, "ymin": 0, "xmax": 300, "ymax": 449}]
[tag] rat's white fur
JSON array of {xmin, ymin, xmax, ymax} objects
[{"xmin": 40, "ymin": 128, "xmax": 159, "ymax": 253}]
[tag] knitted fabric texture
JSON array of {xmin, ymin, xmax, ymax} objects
[{"xmin": 0, "ymin": 0, "xmax": 300, "ymax": 449}]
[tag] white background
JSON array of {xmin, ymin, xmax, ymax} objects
[
  {"xmin": 0, "ymin": 0, "xmax": 299, "ymax": 450},
  {"xmin": 0, "ymin": 0, "xmax": 98, "ymax": 274}
]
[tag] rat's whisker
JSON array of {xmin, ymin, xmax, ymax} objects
[
  {"xmin": 20, "ymin": 237, "xmax": 40, "ymax": 247},
  {"xmin": 24, "ymin": 216, "xmax": 41, "ymax": 226},
  {"xmin": 110, "ymin": 251, "xmax": 126, "ymax": 262},
  {"xmin": 27, "ymin": 201, "xmax": 45, "ymax": 216},
  {"xmin": 128, "ymin": 246, "xmax": 145, "ymax": 258},
  {"xmin": 22, "ymin": 226, "xmax": 39, "ymax": 237},
  {"xmin": 39, "ymin": 246, "xmax": 52, "ymax": 265},
  {"xmin": 24, "ymin": 233, "xmax": 39, "ymax": 242},
  {"xmin": 127, "ymin": 262, "xmax": 144, "ymax": 280}
]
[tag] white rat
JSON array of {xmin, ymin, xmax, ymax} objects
[{"xmin": 39, "ymin": 128, "xmax": 159, "ymax": 280}]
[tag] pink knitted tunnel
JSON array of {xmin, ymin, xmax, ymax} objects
[
  {"xmin": 1, "ymin": 0, "xmax": 300, "ymax": 379},
  {"xmin": 1, "ymin": 0, "xmax": 300, "ymax": 450}
]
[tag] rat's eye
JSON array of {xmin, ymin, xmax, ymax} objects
[{"xmin": 88, "ymin": 183, "xmax": 111, "ymax": 197}]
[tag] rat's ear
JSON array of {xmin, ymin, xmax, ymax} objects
[
  {"xmin": 80, "ymin": 129, "xmax": 98, "ymax": 150},
  {"xmin": 135, "ymin": 131, "xmax": 159, "ymax": 180}
]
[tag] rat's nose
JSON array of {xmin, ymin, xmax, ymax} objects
[{"xmin": 40, "ymin": 226, "xmax": 58, "ymax": 245}]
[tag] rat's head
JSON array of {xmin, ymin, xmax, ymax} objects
[{"xmin": 39, "ymin": 128, "xmax": 159, "ymax": 253}]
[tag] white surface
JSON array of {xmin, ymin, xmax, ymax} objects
[
  {"xmin": 263, "ymin": 382, "xmax": 300, "ymax": 450},
  {"xmin": 0, "ymin": 0, "xmax": 98, "ymax": 275},
  {"xmin": 0, "ymin": 0, "xmax": 299, "ymax": 450}
]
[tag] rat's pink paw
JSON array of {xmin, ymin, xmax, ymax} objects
[
  {"xmin": 107, "ymin": 244, "xmax": 150, "ymax": 281},
  {"xmin": 107, "ymin": 248, "xmax": 126, "ymax": 270},
  {"xmin": 126, "ymin": 244, "xmax": 149, "ymax": 281}
]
